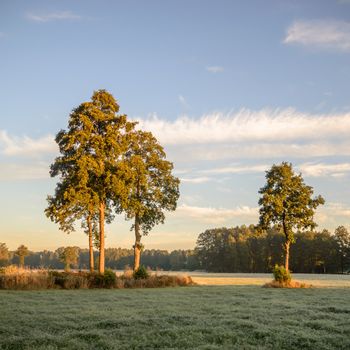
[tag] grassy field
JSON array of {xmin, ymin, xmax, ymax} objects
[
  {"xmin": 188, "ymin": 272, "xmax": 350, "ymax": 287},
  {"xmin": 1, "ymin": 283, "xmax": 350, "ymax": 349}
]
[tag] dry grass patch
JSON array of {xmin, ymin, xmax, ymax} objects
[
  {"xmin": 264, "ymin": 280, "xmax": 312, "ymax": 288},
  {"xmin": 0, "ymin": 266, "xmax": 194, "ymax": 290}
]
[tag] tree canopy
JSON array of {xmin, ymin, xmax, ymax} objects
[
  {"xmin": 124, "ymin": 130, "xmax": 180, "ymax": 270},
  {"xmin": 15, "ymin": 245, "xmax": 29, "ymax": 268},
  {"xmin": 47, "ymin": 90, "xmax": 136, "ymax": 273},
  {"xmin": 258, "ymin": 162, "xmax": 325, "ymax": 271}
]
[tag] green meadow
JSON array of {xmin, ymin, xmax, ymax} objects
[{"xmin": 1, "ymin": 282, "xmax": 349, "ymax": 349}]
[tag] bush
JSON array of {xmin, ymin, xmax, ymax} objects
[
  {"xmin": 49, "ymin": 271, "xmax": 89, "ymax": 289},
  {"xmin": 273, "ymin": 265, "xmax": 291, "ymax": 284},
  {"xmin": 88, "ymin": 270, "xmax": 117, "ymax": 288},
  {"xmin": 133, "ymin": 265, "xmax": 149, "ymax": 280},
  {"xmin": 103, "ymin": 269, "xmax": 117, "ymax": 288},
  {"xmin": 0, "ymin": 267, "xmax": 193, "ymax": 290}
]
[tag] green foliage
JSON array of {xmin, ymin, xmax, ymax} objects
[
  {"xmin": 46, "ymin": 89, "xmax": 136, "ymax": 273},
  {"xmin": 258, "ymin": 162, "xmax": 325, "ymax": 270},
  {"xmin": 133, "ymin": 265, "xmax": 149, "ymax": 279},
  {"xmin": 273, "ymin": 264, "xmax": 292, "ymax": 283},
  {"xmin": 258, "ymin": 162, "xmax": 325, "ymax": 239},
  {"xmin": 88, "ymin": 270, "xmax": 117, "ymax": 288},
  {"xmin": 0, "ymin": 243, "xmax": 9, "ymax": 267},
  {"xmin": 15, "ymin": 245, "xmax": 29, "ymax": 267},
  {"xmin": 56, "ymin": 246, "xmax": 80, "ymax": 271},
  {"xmin": 124, "ymin": 130, "xmax": 180, "ymax": 234},
  {"xmin": 334, "ymin": 226, "xmax": 350, "ymax": 273},
  {"xmin": 49, "ymin": 271, "xmax": 88, "ymax": 289}
]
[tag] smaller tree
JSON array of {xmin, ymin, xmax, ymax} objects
[
  {"xmin": 334, "ymin": 226, "xmax": 350, "ymax": 273},
  {"xmin": 15, "ymin": 245, "xmax": 29, "ymax": 268},
  {"xmin": 0, "ymin": 243, "xmax": 9, "ymax": 267},
  {"xmin": 124, "ymin": 130, "xmax": 180, "ymax": 271},
  {"xmin": 57, "ymin": 247, "xmax": 80, "ymax": 272},
  {"xmin": 258, "ymin": 162, "xmax": 324, "ymax": 272}
]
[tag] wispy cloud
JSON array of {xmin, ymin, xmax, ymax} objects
[
  {"xmin": 325, "ymin": 202, "xmax": 350, "ymax": 217},
  {"xmin": 206, "ymin": 66, "xmax": 224, "ymax": 73},
  {"xmin": 202, "ymin": 164, "xmax": 268, "ymax": 175},
  {"xmin": 0, "ymin": 130, "xmax": 57, "ymax": 157},
  {"xmin": 135, "ymin": 108, "xmax": 350, "ymax": 161},
  {"xmin": 175, "ymin": 204, "xmax": 258, "ymax": 224},
  {"xmin": 298, "ymin": 162, "xmax": 350, "ymax": 177},
  {"xmin": 180, "ymin": 176, "xmax": 212, "ymax": 184},
  {"xmin": 284, "ymin": 20, "xmax": 350, "ymax": 51},
  {"xmin": 26, "ymin": 11, "xmax": 81, "ymax": 22},
  {"xmin": 137, "ymin": 108, "xmax": 350, "ymax": 145}
]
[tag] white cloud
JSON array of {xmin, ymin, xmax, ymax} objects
[
  {"xmin": 202, "ymin": 164, "xmax": 268, "ymax": 175},
  {"xmin": 180, "ymin": 176, "xmax": 212, "ymax": 184},
  {"xmin": 175, "ymin": 204, "xmax": 258, "ymax": 224},
  {"xmin": 135, "ymin": 107, "xmax": 350, "ymax": 161},
  {"xmin": 0, "ymin": 130, "xmax": 57, "ymax": 157},
  {"xmin": 298, "ymin": 162, "xmax": 350, "ymax": 177},
  {"xmin": 0, "ymin": 162, "xmax": 49, "ymax": 180},
  {"xmin": 26, "ymin": 11, "xmax": 81, "ymax": 22},
  {"xmin": 137, "ymin": 108, "xmax": 350, "ymax": 145},
  {"xmin": 284, "ymin": 20, "xmax": 350, "ymax": 51},
  {"xmin": 326, "ymin": 202, "xmax": 350, "ymax": 217},
  {"xmin": 316, "ymin": 203, "xmax": 350, "ymax": 227},
  {"xmin": 206, "ymin": 66, "xmax": 224, "ymax": 73}
]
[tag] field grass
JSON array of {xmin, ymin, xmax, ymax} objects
[
  {"xmin": 1, "ymin": 284, "xmax": 349, "ymax": 349},
  {"xmin": 183, "ymin": 272, "xmax": 350, "ymax": 288}
]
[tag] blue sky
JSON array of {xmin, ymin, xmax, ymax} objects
[{"xmin": 1, "ymin": 0, "xmax": 350, "ymax": 251}]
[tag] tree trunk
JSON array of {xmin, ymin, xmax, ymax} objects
[
  {"xmin": 282, "ymin": 214, "xmax": 290, "ymax": 272},
  {"xmin": 87, "ymin": 215, "xmax": 94, "ymax": 272},
  {"xmin": 284, "ymin": 241, "xmax": 290, "ymax": 272},
  {"xmin": 99, "ymin": 202, "xmax": 105, "ymax": 274},
  {"xmin": 341, "ymin": 254, "xmax": 344, "ymax": 274},
  {"xmin": 19, "ymin": 256, "xmax": 24, "ymax": 268},
  {"xmin": 133, "ymin": 214, "xmax": 141, "ymax": 271}
]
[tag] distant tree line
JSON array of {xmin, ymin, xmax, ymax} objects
[
  {"xmin": 195, "ymin": 225, "xmax": 350, "ymax": 273},
  {"xmin": 0, "ymin": 244, "xmax": 198, "ymax": 271},
  {"xmin": 1, "ymin": 224, "xmax": 349, "ymax": 273}
]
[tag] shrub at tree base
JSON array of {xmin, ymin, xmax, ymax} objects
[
  {"xmin": 263, "ymin": 265, "xmax": 311, "ymax": 288},
  {"xmin": 273, "ymin": 265, "xmax": 291, "ymax": 283},
  {"xmin": 133, "ymin": 265, "xmax": 149, "ymax": 279},
  {"xmin": 0, "ymin": 266, "xmax": 194, "ymax": 290}
]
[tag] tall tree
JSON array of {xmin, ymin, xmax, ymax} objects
[
  {"xmin": 124, "ymin": 130, "xmax": 180, "ymax": 270},
  {"xmin": 258, "ymin": 162, "xmax": 324, "ymax": 271},
  {"xmin": 15, "ymin": 245, "xmax": 29, "ymax": 268},
  {"xmin": 334, "ymin": 226, "xmax": 350, "ymax": 273},
  {"xmin": 0, "ymin": 243, "xmax": 9, "ymax": 267},
  {"xmin": 47, "ymin": 90, "xmax": 135, "ymax": 273}
]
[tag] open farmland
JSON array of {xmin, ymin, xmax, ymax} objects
[
  {"xmin": 1, "ymin": 278, "xmax": 349, "ymax": 349},
  {"xmin": 183, "ymin": 272, "xmax": 350, "ymax": 288},
  {"xmin": 118, "ymin": 271, "xmax": 350, "ymax": 288}
]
